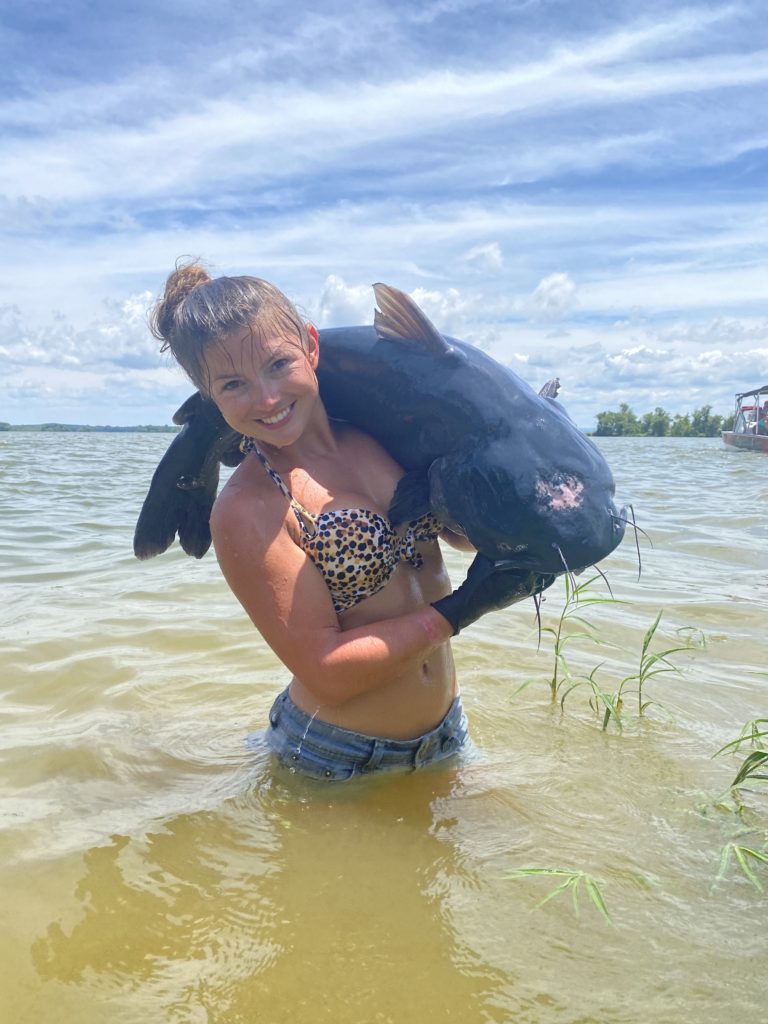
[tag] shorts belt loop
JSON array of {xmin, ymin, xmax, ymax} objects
[
  {"xmin": 414, "ymin": 735, "xmax": 437, "ymax": 769},
  {"xmin": 360, "ymin": 739, "xmax": 385, "ymax": 773}
]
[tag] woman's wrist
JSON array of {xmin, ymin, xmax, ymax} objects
[{"xmin": 414, "ymin": 607, "xmax": 454, "ymax": 647}]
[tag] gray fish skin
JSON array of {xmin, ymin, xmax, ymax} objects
[
  {"xmin": 316, "ymin": 331, "xmax": 625, "ymax": 576},
  {"xmin": 133, "ymin": 394, "xmax": 240, "ymax": 559},
  {"xmin": 134, "ymin": 286, "xmax": 626, "ymax": 574}
]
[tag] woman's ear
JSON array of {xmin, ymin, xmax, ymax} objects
[{"xmin": 306, "ymin": 323, "xmax": 320, "ymax": 368}]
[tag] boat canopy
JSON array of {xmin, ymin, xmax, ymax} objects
[
  {"xmin": 731, "ymin": 385, "xmax": 768, "ymax": 436},
  {"xmin": 735, "ymin": 385, "xmax": 768, "ymax": 400}
]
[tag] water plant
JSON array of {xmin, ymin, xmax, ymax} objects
[
  {"xmin": 712, "ymin": 718, "xmax": 768, "ymax": 889},
  {"xmin": 504, "ymin": 867, "xmax": 612, "ymax": 923},
  {"xmin": 520, "ymin": 574, "xmax": 699, "ymax": 731},
  {"xmin": 714, "ymin": 718, "xmax": 768, "ymax": 802},
  {"xmin": 585, "ymin": 611, "xmax": 692, "ymax": 731},
  {"xmin": 715, "ymin": 836, "xmax": 768, "ymax": 891},
  {"xmin": 536, "ymin": 573, "xmax": 619, "ymax": 702}
]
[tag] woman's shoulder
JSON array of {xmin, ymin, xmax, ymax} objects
[
  {"xmin": 210, "ymin": 460, "xmax": 285, "ymax": 550},
  {"xmin": 332, "ymin": 420, "xmax": 402, "ymax": 472}
]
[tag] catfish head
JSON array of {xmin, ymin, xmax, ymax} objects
[{"xmin": 427, "ymin": 434, "xmax": 627, "ymax": 575}]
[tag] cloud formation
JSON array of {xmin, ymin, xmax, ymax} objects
[{"xmin": 1, "ymin": 1, "xmax": 767, "ymax": 426}]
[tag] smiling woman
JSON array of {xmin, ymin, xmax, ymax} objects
[{"xmin": 148, "ymin": 260, "xmax": 535, "ymax": 781}]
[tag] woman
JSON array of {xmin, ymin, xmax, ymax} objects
[{"xmin": 151, "ymin": 262, "xmax": 533, "ymax": 781}]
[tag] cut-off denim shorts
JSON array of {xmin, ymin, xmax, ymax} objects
[{"xmin": 264, "ymin": 688, "xmax": 469, "ymax": 782}]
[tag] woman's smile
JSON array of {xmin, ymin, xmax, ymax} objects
[{"xmin": 258, "ymin": 402, "xmax": 296, "ymax": 428}]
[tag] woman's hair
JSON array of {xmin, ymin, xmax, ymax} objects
[{"xmin": 150, "ymin": 259, "xmax": 310, "ymax": 393}]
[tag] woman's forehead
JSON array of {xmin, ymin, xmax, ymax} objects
[{"xmin": 206, "ymin": 323, "xmax": 303, "ymax": 372}]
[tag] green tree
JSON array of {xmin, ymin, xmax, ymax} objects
[
  {"xmin": 594, "ymin": 403, "xmax": 641, "ymax": 436},
  {"xmin": 670, "ymin": 413, "xmax": 692, "ymax": 436},
  {"xmin": 690, "ymin": 404, "xmax": 723, "ymax": 436},
  {"xmin": 640, "ymin": 407, "xmax": 671, "ymax": 436}
]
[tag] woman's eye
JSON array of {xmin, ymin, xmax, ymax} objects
[
  {"xmin": 222, "ymin": 379, "xmax": 242, "ymax": 392},
  {"xmin": 272, "ymin": 358, "xmax": 292, "ymax": 372}
]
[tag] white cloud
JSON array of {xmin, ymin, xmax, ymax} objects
[
  {"xmin": 1, "ymin": 9, "xmax": 761, "ymax": 211},
  {"xmin": 0, "ymin": 292, "xmax": 157, "ymax": 371},
  {"xmin": 2, "ymin": 2, "xmax": 768, "ymax": 427},
  {"xmin": 314, "ymin": 275, "xmax": 374, "ymax": 327},
  {"xmin": 463, "ymin": 242, "xmax": 504, "ymax": 272},
  {"xmin": 530, "ymin": 273, "xmax": 579, "ymax": 322}
]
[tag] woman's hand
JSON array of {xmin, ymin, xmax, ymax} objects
[{"xmin": 431, "ymin": 553, "xmax": 555, "ymax": 635}]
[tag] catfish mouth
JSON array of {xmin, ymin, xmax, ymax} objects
[{"xmin": 479, "ymin": 499, "xmax": 628, "ymax": 575}]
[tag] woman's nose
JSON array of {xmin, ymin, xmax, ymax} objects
[{"xmin": 250, "ymin": 377, "xmax": 281, "ymax": 409}]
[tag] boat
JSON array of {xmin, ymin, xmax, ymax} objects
[{"xmin": 722, "ymin": 385, "xmax": 768, "ymax": 453}]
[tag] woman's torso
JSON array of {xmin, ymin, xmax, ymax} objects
[{"xmin": 221, "ymin": 421, "xmax": 457, "ymax": 739}]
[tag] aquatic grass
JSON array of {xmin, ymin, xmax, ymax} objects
[
  {"xmin": 504, "ymin": 867, "xmax": 612, "ymax": 924},
  {"xmin": 711, "ymin": 719, "xmax": 768, "ymax": 889},
  {"xmin": 596, "ymin": 611, "xmax": 690, "ymax": 729},
  {"xmin": 517, "ymin": 575, "xmax": 700, "ymax": 732},
  {"xmin": 715, "ymin": 718, "xmax": 768, "ymax": 758},
  {"xmin": 713, "ymin": 719, "xmax": 768, "ymax": 804},
  {"xmin": 564, "ymin": 611, "xmax": 692, "ymax": 732},
  {"xmin": 714, "ymin": 835, "xmax": 768, "ymax": 892},
  {"xmin": 530, "ymin": 574, "xmax": 621, "ymax": 702}
]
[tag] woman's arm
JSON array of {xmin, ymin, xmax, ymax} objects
[
  {"xmin": 211, "ymin": 489, "xmax": 453, "ymax": 708},
  {"xmin": 439, "ymin": 527, "xmax": 476, "ymax": 553}
]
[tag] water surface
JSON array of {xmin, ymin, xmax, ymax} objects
[{"xmin": 1, "ymin": 433, "xmax": 767, "ymax": 1023}]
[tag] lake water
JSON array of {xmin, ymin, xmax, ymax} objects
[{"xmin": 1, "ymin": 432, "xmax": 767, "ymax": 1024}]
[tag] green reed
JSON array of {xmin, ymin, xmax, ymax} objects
[
  {"xmin": 525, "ymin": 575, "xmax": 697, "ymax": 732},
  {"xmin": 711, "ymin": 716, "xmax": 768, "ymax": 890},
  {"xmin": 504, "ymin": 867, "xmax": 612, "ymax": 924},
  {"xmin": 589, "ymin": 612, "xmax": 694, "ymax": 731},
  {"xmin": 535, "ymin": 573, "xmax": 619, "ymax": 703}
]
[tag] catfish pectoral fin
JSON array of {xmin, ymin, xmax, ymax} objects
[
  {"xmin": 133, "ymin": 490, "xmax": 186, "ymax": 559},
  {"xmin": 219, "ymin": 436, "xmax": 246, "ymax": 468},
  {"xmin": 173, "ymin": 392, "xmax": 205, "ymax": 426},
  {"xmin": 176, "ymin": 496, "xmax": 215, "ymax": 557},
  {"xmin": 388, "ymin": 469, "xmax": 432, "ymax": 525}
]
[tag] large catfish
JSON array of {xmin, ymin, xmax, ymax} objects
[{"xmin": 134, "ymin": 284, "xmax": 626, "ymax": 575}]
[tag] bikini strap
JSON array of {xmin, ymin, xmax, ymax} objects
[{"xmin": 241, "ymin": 437, "xmax": 318, "ymax": 538}]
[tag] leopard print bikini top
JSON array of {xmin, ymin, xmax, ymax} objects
[{"xmin": 242, "ymin": 439, "xmax": 442, "ymax": 614}]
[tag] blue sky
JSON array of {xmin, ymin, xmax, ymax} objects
[{"xmin": 1, "ymin": 0, "xmax": 767, "ymax": 427}]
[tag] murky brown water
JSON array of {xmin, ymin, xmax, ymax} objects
[{"xmin": 2, "ymin": 433, "xmax": 766, "ymax": 1023}]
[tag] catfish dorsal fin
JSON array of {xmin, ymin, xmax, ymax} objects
[
  {"xmin": 373, "ymin": 283, "xmax": 454, "ymax": 357},
  {"xmin": 538, "ymin": 378, "xmax": 561, "ymax": 400}
]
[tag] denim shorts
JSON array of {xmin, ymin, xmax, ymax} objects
[{"xmin": 264, "ymin": 688, "xmax": 469, "ymax": 782}]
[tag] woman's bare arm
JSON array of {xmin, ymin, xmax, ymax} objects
[
  {"xmin": 439, "ymin": 528, "xmax": 476, "ymax": 553},
  {"xmin": 211, "ymin": 488, "xmax": 452, "ymax": 707}
]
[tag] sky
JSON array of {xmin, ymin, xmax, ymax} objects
[{"xmin": 1, "ymin": 0, "xmax": 767, "ymax": 427}]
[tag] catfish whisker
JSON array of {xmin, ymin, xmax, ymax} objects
[
  {"xmin": 555, "ymin": 544, "xmax": 577, "ymax": 597},
  {"xmin": 611, "ymin": 506, "xmax": 650, "ymax": 581},
  {"xmin": 610, "ymin": 511, "xmax": 652, "ymax": 546},
  {"xmin": 591, "ymin": 562, "xmax": 614, "ymax": 599},
  {"xmin": 628, "ymin": 504, "xmax": 642, "ymax": 581},
  {"xmin": 533, "ymin": 591, "xmax": 543, "ymax": 650}
]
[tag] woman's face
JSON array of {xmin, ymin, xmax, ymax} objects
[{"xmin": 204, "ymin": 322, "xmax": 320, "ymax": 447}]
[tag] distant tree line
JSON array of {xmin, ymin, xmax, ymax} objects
[
  {"xmin": 593, "ymin": 403, "xmax": 732, "ymax": 437},
  {"xmin": 1, "ymin": 423, "xmax": 179, "ymax": 433}
]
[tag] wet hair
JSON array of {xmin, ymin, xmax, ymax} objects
[{"xmin": 150, "ymin": 259, "xmax": 311, "ymax": 394}]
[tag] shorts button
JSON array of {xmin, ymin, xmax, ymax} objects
[{"xmin": 324, "ymin": 769, "xmax": 333, "ymax": 778}]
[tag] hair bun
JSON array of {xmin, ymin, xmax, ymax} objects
[{"xmin": 151, "ymin": 259, "xmax": 212, "ymax": 345}]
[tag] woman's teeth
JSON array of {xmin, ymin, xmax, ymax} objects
[{"xmin": 261, "ymin": 404, "xmax": 294, "ymax": 425}]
